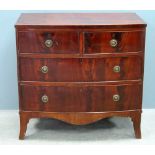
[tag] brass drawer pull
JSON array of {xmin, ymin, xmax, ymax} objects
[
  {"xmin": 110, "ymin": 39, "xmax": 118, "ymax": 47},
  {"xmin": 113, "ymin": 94, "xmax": 120, "ymax": 102},
  {"xmin": 41, "ymin": 95, "xmax": 48, "ymax": 103},
  {"xmin": 113, "ymin": 65, "xmax": 120, "ymax": 73},
  {"xmin": 41, "ymin": 66, "xmax": 48, "ymax": 74},
  {"xmin": 45, "ymin": 39, "xmax": 53, "ymax": 48}
]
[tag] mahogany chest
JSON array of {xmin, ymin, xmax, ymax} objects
[{"xmin": 15, "ymin": 13, "xmax": 146, "ymax": 139}]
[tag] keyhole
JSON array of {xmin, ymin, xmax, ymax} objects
[{"xmin": 80, "ymin": 59, "xmax": 83, "ymax": 64}]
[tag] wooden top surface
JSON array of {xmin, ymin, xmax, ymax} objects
[{"xmin": 15, "ymin": 13, "xmax": 146, "ymax": 28}]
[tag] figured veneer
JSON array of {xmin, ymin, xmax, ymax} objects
[
  {"xmin": 20, "ymin": 84, "xmax": 142, "ymax": 112},
  {"xmin": 15, "ymin": 13, "xmax": 146, "ymax": 139},
  {"xmin": 84, "ymin": 31, "xmax": 145, "ymax": 53},
  {"xmin": 18, "ymin": 31, "xmax": 80, "ymax": 54},
  {"xmin": 19, "ymin": 57, "xmax": 142, "ymax": 82}
]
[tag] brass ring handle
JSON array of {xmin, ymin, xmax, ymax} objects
[
  {"xmin": 41, "ymin": 66, "xmax": 48, "ymax": 74},
  {"xmin": 41, "ymin": 95, "xmax": 48, "ymax": 103},
  {"xmin": 113, "ymin": 94, "xmax": 120, "ymax": 102},
  {"xmin": 110, "ymin": 39, "xmax": 118, "ymax": 47},
  {"xmin": 113, "ymin": 65, "xmax": 120, "ymax": 73},
  {"xmin": 45, "ymin": 39, "xmax": 53, "ymax": 48}
]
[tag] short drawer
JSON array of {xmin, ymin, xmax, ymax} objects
[
  {"xmin": 84, "ymin": 31, "xmax": 145, "ymax": 53},
  {"xmin": 18, "ymin": 31, "xmax": 80, "ymax": 54},
  {"xmin": 19, "ymin": 57, "xmax": 142, "ymax": 82},
  {"xmin": 20, "ymin": 84, "xmax": 142, "ymax": 112}
]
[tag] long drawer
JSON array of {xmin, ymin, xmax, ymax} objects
[
  {"xmin": 19, "ymin": 57, "xmax": 142, "ymax": 82},
  {"xmin": 20, "ymin": 84, "xmax": 142, "ymax": 112}
]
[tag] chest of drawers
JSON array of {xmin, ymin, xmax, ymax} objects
[{"xmin": 15, "ymin": 13, "xmax": 146, "ymax": 139}]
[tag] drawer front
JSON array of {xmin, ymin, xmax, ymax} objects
[
  {"xmin": 84, "ymin": 31, "xmax": 145, "ymax": 53},
  {"xmin": 19, "ymin": 57, "xmax": 142, "ymax": 82},
  {"xmin": 18, "ymin": 31, "xmax": 80, "ymax": 54},
  {"xmin": 20, "ymin": 84, "xmax": 142, "ymax": 112}
]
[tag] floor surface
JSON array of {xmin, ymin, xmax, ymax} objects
[{"xmin": 0, "ymin": 109, "xmax": 154, "ymax": 145}]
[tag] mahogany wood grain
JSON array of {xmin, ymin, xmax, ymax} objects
[
  {"xmin": 130, "ymin": 111, "xmax": 142, "ymax": 139},
  {"xmin": 16, "ymin": 13, "xmax": 146, "ymax": 140},
  {"xmin": 19, "ymin": 57, "xmax": 142, "ymax": 82},
  {"xmin": 20, "ymin": 80, "xmax": 142, "ymax": 87},
  {"xmin": 18, "ymin": 31, "xmax": 79, "ymax": 54},
  {"xmin": 84, "ymin": 31, "xmax": 145, "ymax": 53},
  {"xmin": 15, "ymin": 13, "xmax": 146, "ymax": 28},
  {"xmin": 19, "ymin": 112, "xmax": 29, "ymax": 140},
  {"xmin": 20, "ymin": 84, "xmax": 142, "ymax": 112},
  {"xmin": 19, "ymin": 51, "xmax": 144, "ymax": 58},
  {"xmin": 19, "ymin": 110, "xmax": 142, "ymax": 139}
]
